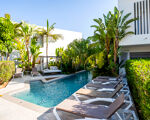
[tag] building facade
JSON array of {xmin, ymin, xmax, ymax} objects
[
  {"xmin": 119, "ymin": 0, "xmax": 150, "ymax": 73},
  {"xmin": 38, "ymin": 28, "xmax": 82, "ymax": 57}
]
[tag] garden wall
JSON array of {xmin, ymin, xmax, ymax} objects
[
  {"xmin": 0, "ymin": 61, "xmax": 15, "ymax": 85},
  {"xmin": 125, "ymin": 59, "xmax": 150, "ymax": 119}
]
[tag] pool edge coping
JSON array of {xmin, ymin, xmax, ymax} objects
[{"xmin": 1, "ymin": 70, "xmax": 88, "ymax": 113}]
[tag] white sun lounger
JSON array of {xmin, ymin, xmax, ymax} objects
[{"xmin": 41, "ymin": 69, "xmax": 62, "ymax": 75}]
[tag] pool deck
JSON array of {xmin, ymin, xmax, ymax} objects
[
  {"xmin": 0, "ymin": 74, "xmax": 67, "ymax": 120},
  {"xmin": 0, "ymin": 73, "xmax": 139, "ymax": 120}
]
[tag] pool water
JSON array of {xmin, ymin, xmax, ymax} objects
[{"xmin": 13, "ymin": 71, "xmax": 92, "ymax": 107}]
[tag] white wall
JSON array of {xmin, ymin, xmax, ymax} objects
[
  {"xmin": 118, "ymin": 0, "xmax": 150, "ymax": 46},
  {"xmin": 121, "ymin": 44, "xmax": 150, "ymax": 52},
  {"xmin": 39, "ymin": 28, "xmax": 82, "ymax": 56}
]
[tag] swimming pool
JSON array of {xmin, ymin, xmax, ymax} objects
[{"xmin": 13, "ymin": 71, "xmax": 92, "ymax": 108}]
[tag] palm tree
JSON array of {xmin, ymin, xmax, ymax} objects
[
  {"xmin": 111, "ymin": 7, "xmax": 137, "ymax": 64},
  {"xmin": 90, "ymin": 15, "xmax": 113, "ymax": 64},
  {"xmin": 30, "ymin": 37, "xmax": 42, "ymax": 68},
  {"xmin": 37, "ymin": 19, "xmax": 62, "ymax": 68},
  {"xmin": 20, "ymin": 22, "xmax": 36, "ymax": 70},
  {"xmin": 87, "ymin": 7, "xmax": 137, "ymax": 75}
]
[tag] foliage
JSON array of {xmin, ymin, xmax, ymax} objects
[
  {"xmin": 15, "ymin": 39, "xmax": 28, "ymax": 69},
  {"xmin": 30, "ymin": 37, "xmax": 42, "ymax": 68},
  {"xmin": 14, "ymin": 21, "xmax": 43, "ymax": 70},
  {"xmin": 125, "ymin": 59, "xmax": 150, "ymax": 119},
  {"xmin": 55, "ymin": 39, "xmax": 92, "ymax": 73},
  {"xmin": 88, "ymin": 7, "xmax": 136, "ymax": 76},
  {"xmin": 19, "ymin": 21, "xmax": 36, "ymax": 70},
  {"xmin": 0, "ymin": 14, "xmax": 15, "ymax": 60},
  {"xmin": 0, "ymin": 61, "xmax": 15, "ymax": 85}
]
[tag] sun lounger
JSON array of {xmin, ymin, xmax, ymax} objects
[
  {"xmin": 86, "ymin": 78, "xmax": 122, "ymax": 89},
  {"xmin": 42, "ymin": 69, "xmax": 62, "ymax": 74},
  {"xmin": 54, "ymin": 94, "xmax": 125, "ymax": 119},
  {"xmin": 31, "ymin": 67, "xmax": 40, "ymax": 77},
  {"xmin": 74, "ymin": 86, "xmax": 137, "ymax": 120},
  {"xmin": 41, "ymin": 66, "xmax": 62, "ymax": 75},
  {"xmin": 76, "ymin": 84, "xmax": 123, "ymax": 98},
  {"xmin": 92, "ymin": 78, "xmax": 111, "ymax": 82},
  {"xmin": 74, "ymin": 87, "xmax": 136, "ymax": 120},
  {"xmin": 13, "ymin": 68, "xmax": 24, "ymax": 79},
  {"xmin": 96, "ymin": 74, "xmax": 122, "ymax": 81},
  {"xmin": 91, "ymin": 76, "xmax": 123, "ymax": 86}
]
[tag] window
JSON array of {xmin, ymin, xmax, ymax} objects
[
  {"xmin": 130, "ymin": 52, "xmax": 150, "ymax": 59},
  {"xmin": 134, "ymin": 0, "xmax": 150, "ymax": 35}
]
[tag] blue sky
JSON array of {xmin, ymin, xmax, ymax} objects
[{"xmin": 0, "ymin": 0, "xmax": 118, "ymax": 38}]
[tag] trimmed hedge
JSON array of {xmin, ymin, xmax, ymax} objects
[
  {"xmin": 0, "ymin": 61, "xmax": 15, "ymax": 85},
  {"xmin": 125, "ymin": 59, "xmax": 150, "ymax": 119}
]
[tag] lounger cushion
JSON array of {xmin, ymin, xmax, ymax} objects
[
  {"xmin": 87, "ymin": 79, "xmax": 122, "ymax": 89},
  {"xmin": 56, "ymin": 94, "xmax": 124, "ymax": 119},
  {"xmin": 76, "ymin": 84, "xmax": 123, "ymax": 98},
  {"xmin": 42, "ymin": 69, "xmax": 62, "ymax": 73},
  {"xmin": 56, "ymin": 99, "xmax": 107, "ymax": 119},
  {"xmin": 76, "ymin": 88, "xmax": 109, "ymax": 98}
]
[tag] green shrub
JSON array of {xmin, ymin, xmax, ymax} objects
[
  {"xmin": 125, "ymin": 59, "xmax": 150, "ymax": 119},
  {"xmin": 0, "ymin": 61, "xmax": 15, "ymax": 85}
]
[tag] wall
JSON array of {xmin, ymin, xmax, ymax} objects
[
  {"xmin": 118, "ymin": 0, "xmax": 150, "ymax": 46},
  {"xmin": 39, "ymin": 28, "xmax": 82, "ymax": 56},
  {"xmin": 121, "ymin": 44, "xmax": 150, "ymax": 52}
]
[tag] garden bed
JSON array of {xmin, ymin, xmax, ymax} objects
[
  {"xmin": 0, "ymin": 81, "xmax": 9, "ymax": 89},
  {"xmin": 0, "ymin": 61, "xmax": 15, "ymax": 88}
]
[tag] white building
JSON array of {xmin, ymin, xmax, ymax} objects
[
  {"xmin": 38, "ymin": 28, "xmax": 82, "ymax": 56},
  {"xmin": 7, "ymin": 26, "xmax": 82, "ymax": 61},
  {"xmin": 119, "ymin": 0, "xmax": 150, "ymax": 73}
]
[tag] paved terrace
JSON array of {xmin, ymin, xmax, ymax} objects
[{"xmin": 0, "ymin": 75, "xmax": 139, "ymax": 120}]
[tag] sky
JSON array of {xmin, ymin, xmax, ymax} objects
[{"xmin": 0, "ymin": 0, "xmax": 118, "ymax": 38}]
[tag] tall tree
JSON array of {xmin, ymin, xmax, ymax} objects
[
  {"xmin": 88, "ymin": 7, "xmax": 136, "ymax": 75},
  {"xmin": 90, "ymin": 15, "xmax": 113, "ymax": 65},
  {"xmin": 20, "ymin": 22, "xmax": 36, "ymax": 70},
  {"xmin": 37, "ymin": 20, "xmax": 62, "ymax": 68},
  {"xmin": 111, "ymin": 7, "xmax": 136, "ymax": 64},
  {"xmin": 0, "ymin": 14, "xmax": 15, "ymax": 60},
  {"xmin": 30, "ymin": 36, "xmax": 42, "ymax": 68}
]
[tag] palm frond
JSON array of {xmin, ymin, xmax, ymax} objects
[{"xmin": 121, "ymin": 13, "xmax": 131, "ymax": 25}]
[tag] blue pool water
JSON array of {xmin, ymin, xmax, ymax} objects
[{"xmin": 13, "ymin": 71, "xmax": 92, "ymax": 107}]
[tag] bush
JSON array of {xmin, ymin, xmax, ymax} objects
[
  {"xmin": 125, "ymin": 59, "xmax": 150, "ymax": 119},
  {"xmin": 0, "ymin": 61, "xmax": 15, "ymax": 85}
]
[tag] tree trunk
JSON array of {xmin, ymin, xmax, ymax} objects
[
  {"xmin": 27, "ymin": 48, "xmax": 30, "ymax": 70},
  {"xmin": 25, "ymin": 39, "xmax": 30, "ymax": 71},
  {"xmin": 46, "ymin": 36, "xmax": 48, "ymax": 69},
  {"xmin": 114, "ymin": 39, "xmax": 117, "ymax": 64},
  {"xmin": 105, "ymin": 34, "xmax": 110, "ymax": 64},
  {"xmin": 112, "ymin": 30, "xmax": 119, "ymax": 75},
  {"xmin": 7, "ymin": 53, "xmax": 10, "ymax": 61},
  {"xmin": 114, "ymin": 30, "xmax": 119, "ymax": 64},
  {"xmin": 32, "ymin": 56, "xmax": 35, "ymax": 68},
  {"xmin": 1, "ymin": 56, "xmax": 4, "ymax": 61}
]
